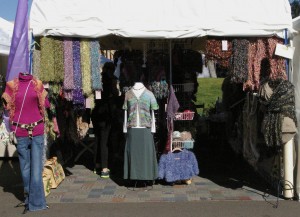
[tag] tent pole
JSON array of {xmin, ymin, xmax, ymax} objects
[
  {"xmin": 169, "ymin": 40, "xmax": 172, "ymax": 86},
  {"xmin": 285, "ymin": 28, "xmax": 289, "ymax": 80}
]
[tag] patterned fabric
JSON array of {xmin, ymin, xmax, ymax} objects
[
  {"xmin": 259, "ymin": 79, "xmax": 297, "ymax": 148},
  {"xmin": 32, "ymin": 49, "xmax": 41, "ymax": 79},
  {"xmin": 90, "ymin": 40, "xmax": 102, "ymax": 90},
  {"xmin": 40, "ymin": 37, "xmax": 55, "ymax": 82},
  {"xmin": 80, "ymin": 39, "xmax": 92, "ymax": 96},
  {"xmin": 205, "ymin": 38, "xmax": 233, "ymax": 69},
  {"xmin": 123, "ymin": 88, "xmax": 159, "ymax": 128},
  {"xmin": 230, "ymin": 39, "xmax": 249, "ymax": 83},
  {"xmin": 158, "ymin": 149, "xmax": 199, "ymax": 182},
  {"xmin": 149, "ymin": 80, "xmax": 169, "ymax": 99},
  {"xmin": 72, "ymin": 40, "xmax": 84, "ymax": 107},
  {"xmin": 244, "ymin": 37, "xmax": 286, "ymax": 91},
  {"xmin": 63, "ymin": 38, "xmax": 75, "ymax": 90},
  {"xmin": 2, "ymin": 74, "xmax": 47, "ymax": 121}
]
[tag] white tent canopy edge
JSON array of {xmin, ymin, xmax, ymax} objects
[
  {"xmin": 29, "ymin": 0, "xmax": 293, "ymax": 39},
  {"xmin": 0, "ymin": 17, "xmax": 13, "ymax": 55}
]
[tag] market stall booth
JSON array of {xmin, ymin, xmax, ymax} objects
[{"xmin": 28, "ymin": 0, "xmax": 298, "ymax": 199}]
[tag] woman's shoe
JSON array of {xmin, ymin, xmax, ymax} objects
[{"xmin": 100, "ymin": 169, "xmax": 110, "ymax": 178}]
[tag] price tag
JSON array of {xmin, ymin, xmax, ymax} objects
[
  {"xmin": 95, "ymin": 90, "xmax": 101, "ymax": 99},
  {"xmin": 275, "ymin": 44, "xmax": 295, "ymax": 59},
  {"xmin": 85, "ymin": 98, "xmax": 91, "ymax": 108},
  {"xmin": 43, "ymin": 83, "xmax": 49, "ymax": 89},
  {"xmin": 222, "ymin": 40, "xmax": 228, "ymax": 51}
]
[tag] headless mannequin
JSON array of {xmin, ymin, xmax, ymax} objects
[
  {"xmin": 123, "ymin": 82, "xmax": 156, "ymax": 133},
  {"xmin": 123, "ymin": 82, "xmax": 156, "ymax": 190}
]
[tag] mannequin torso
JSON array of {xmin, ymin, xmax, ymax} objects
[{"xmin": 132, "ymin": 82, "xmax": 145, "ymax": 98}]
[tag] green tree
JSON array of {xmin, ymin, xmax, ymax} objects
[{"xmin": 291, "ymin": 0, "xmax": 300, "ymax": 18}]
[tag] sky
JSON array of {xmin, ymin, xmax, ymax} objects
[{"xmin": 0, "ymin": 0, "xmax": 33, "ymax": 21}]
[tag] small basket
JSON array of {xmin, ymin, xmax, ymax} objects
[
  {"xmin": 174, "ymin": 112, "xmax": 195, "ymax": 120},
  {"xmin": 171, "ymin": 140, "xmax": 194, "ymax": 149}
]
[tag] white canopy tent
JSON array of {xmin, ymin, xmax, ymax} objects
[
  {"xmin": 29, "ymin": 0, "xmax": 299, "ymax": 199},
  {"xmin": 30, "ymin": 0, "xmax": 293, "ymax": 39},
  {"xmin": 0, "ymin": 17, "xmax": 13, "ymax": 55}
]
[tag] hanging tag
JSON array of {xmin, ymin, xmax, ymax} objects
[
  {"xmin": 85, "ymin": 98, "xmax": 91, "ymax": 108},
  {"xmin": 43, "ymin": 83, "xmax": 49, "ymax": 89},
  {"xmin": 95, "ymin": 90, "xmax": 101, "ymax": 99},
  {"xmin": 165, "ymin": 104, "xmax": 167, "ymax": 112},
  {"xmin": 275, "ymin": 44, "xmax": 295, "ymax": 59},
  {"xmin": 222, "ymin": 40, "xmax": 228, "ymax": 51}
]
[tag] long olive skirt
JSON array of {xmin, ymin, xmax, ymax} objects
[{"xmin": 123, "ymin": 128, "xmax": 158, "ymax": 180}]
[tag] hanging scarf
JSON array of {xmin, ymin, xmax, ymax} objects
[
  {"xmin": 80, "ymin": 39, "xmax": 92, "ymax": 96},
  {"xmin": 259, "ymin": 79, "xmax": 297, "ymax": 148},
  {"xmin": 72, "ymin": 40, "xmax": 84, "ymax": 106},
  {"xmin": 230, "ymin": 39, "xmax": 249, "ymax": 83},
  {"xmin": 53, "ymin": 38, "xmax": 64, "ymax": 83},
  {"xmin": 40, "ymin": 37, "xmax": 55, "ymax": 82},
  {"xmin": 32, "ymin": 49, "xmax": 41, "ymax": 79},
  {"xmin": 63, "ymin": 38, "xmax": 75, "ymax": 90},
  {"xmin": 90, "ymin": 40, "xmax": 102, "ymax": 90}
]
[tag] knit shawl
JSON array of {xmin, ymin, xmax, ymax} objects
[{"xmin": 260, "ymin": 79, "xmax": 297, "ymax": 148}]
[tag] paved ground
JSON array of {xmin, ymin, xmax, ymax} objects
[{"xmin": 1, "ymin": 138, "xmax": 297, "ymax": 216}]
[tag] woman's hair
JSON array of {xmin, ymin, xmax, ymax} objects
[{"xmin": 103, "ymin": 62, "xmax": 115, "ymax": 75}]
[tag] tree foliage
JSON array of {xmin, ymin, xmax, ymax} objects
[{"xmin": 291, "ymin": 0, "xmax": 300, "ymax": 18}]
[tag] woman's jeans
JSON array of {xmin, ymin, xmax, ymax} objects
[{"xmin": 16, "ymin": 135, "xmax": 47, "ymax": 211}]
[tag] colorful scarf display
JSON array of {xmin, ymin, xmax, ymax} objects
[
  {"xmin": 40, "ymin": 37, "xmax": 55, "ymax": 82},
  {"xmin": 205, "ymin": 38, "xmax": 233, "ymax": 69},
  {"xmin": 90, "ymin": 40, "xmax": 102, "ymax": 90},
  {"xmin": 53, "ymin": 38, "xmax": 64, "ymax": 83},
  {"xmin": 230, "ymin": 39, "xmax": 249, "ymax": 83},
  {"xmin": 32, "ymin": 49, "xmax": 41, "ymax": 79},
  {"xmin": 72, "ymin": 40, "xmax": 84, "ymax": 106},
  {"xmin": 63, "ymin": 38, "xmax": 75, "ymax": 90},
  {"xmin": 80, "ymin": 39, "xmax": 92, "ymax": 96},
  {"xmin": 244, "ymin": 37, "xmax": 286, "ymax": 91}
]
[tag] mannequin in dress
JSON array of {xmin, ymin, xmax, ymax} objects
[{"xmin": 122, "ymin": 70, "xmax": 159, "ymax": 188}]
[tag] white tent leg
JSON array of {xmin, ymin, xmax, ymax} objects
[
  {"xmin": 283, "ymin": 137, "xmax": 294, "ymax": 199},
  {"xmin": 296, "ymin": 132, "xmax": 300, "ymax": 201}
]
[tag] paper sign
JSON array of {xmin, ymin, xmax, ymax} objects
[
  {"xmin": 85, "ymin": 98, "xmax": 91, "ymax": 108},
  {"xmin": 222, "ymin": 40, "xmax": 228, "ymax": 51},
  {"xmin": 275, "ymin": 44, "xmax": 295, "ymax": 59},
  {"xmin": 43, "ymin": 83, "xmax": 49, "ymax": 89},
  {"xmin": 95, "ymin": 90, "xmax": 101, "ymax": 99}
]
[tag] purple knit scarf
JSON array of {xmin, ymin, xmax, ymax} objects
[{"xmin": 72, "ymin": 40, "xmax": 84, "ymax": 105}]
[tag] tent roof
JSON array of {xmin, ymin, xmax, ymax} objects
[
  {"xmin": 0, "ymin": 17, "xmax": 13, "ymax": 55},
  {"xmin": 30, "ymin": 0, "xmax": 293, "ymax": 39}
]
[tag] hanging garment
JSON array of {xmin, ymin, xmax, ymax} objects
[
  {"xmin": 242, "ymin": 93, "xmax": 260, "ymax": 168},
  {"xmin": 259, "ymin": 79, "xmax": 297, "ymax": 148},
  {"xmin": 165, "ymin": 85, "xmax": 180, "ymax": 152},
  {"xmin": 123, "ymin": 128, "xmax": 158, "ymax": 180},
  {"xmin": 158, "ymin": 149, "xmax": 199, "ymax": 183}
]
